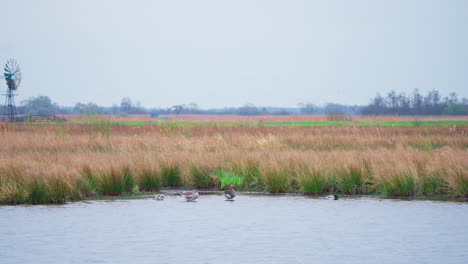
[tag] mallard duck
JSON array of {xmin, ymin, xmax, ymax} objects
[
  {"xmin": 182, "ymin": 190, "xmax": 199, "ymax": 202},
  {"xmin": 224, "ymin": 184, "xmax": 236, "ymax": 201},
  {"xmin": 154, "ymin": 194, "xmax": 164, "ymax": 200},
  {"xmin": 326, "ymin": 194, "xmax": 339, "ymax": 200}
]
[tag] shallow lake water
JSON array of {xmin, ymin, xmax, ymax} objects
[{"xmin": 1, "ymin": 195, "xmax": 467, "ymax": 264}]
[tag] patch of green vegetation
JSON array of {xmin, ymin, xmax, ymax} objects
[
  {"xmin": 451, "ymin": 171, "xmax": 468, "ymax": 197},
  {"xmin": 263, "ymin": 168, "xmax": 291, "ymax": 193},
  {"xmin": 160, "ymin": 163, "xmax": 182, "ymax": 187},
  {"xmin": 98, "ymin": 169, "xmax": 125, "ymax": 195},
  {"xmin": 26, "ymin": 178, "xmax": 49, "ymax": 204},
  {"xmin": 23, "ymin": 177, "xmax": 69, "ymax": 204},
  {"xmin": 213, "ymin": 169, "xmax": 244, "ymax": 189},
  {"xmin": 232, "ymin": 160, "xmax": 262, "ymax": 189},
  {"xmin": 138, "ymin": 169, "xmax": 161, "ymax": 191},
  {"xmin": 95, "ymin": 167, "xmax": 136, "ymax": 195},
  {"xmin": 336, "ymin": 166, "xmax": 370, "ymax": 194},
  {"xmin": 0, "ymin": 172, "xmax": 28, "ymax": 204},
  {"xmin": 80, "ymin": 166, "xmax": 102, "ymax": 196},
  {"xmin": 122, "ymin": 167, "xmax": 136, "ymax": 192},
  {"xmin": 420, "ymin": 172, "xmax": 448, "ymax": 195},
  {"xmin": 190, "ymin": 165, "xmax": 215, "ymax": 188},
  {"xmin": 47, "ymin": 177, "xmax": 70, "ymax": 204},
  {"xmin": 381, "ymin": 172, "xmax": 418, "ymax": 197},
  {"xmin": 297, "ymin": 169, "xmax": 329, "ymax": 195},
  {"xmin": 0, "ymin": 181, "xmax": 27, "ymax": 204}
]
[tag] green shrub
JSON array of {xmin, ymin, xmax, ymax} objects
[
  {"xmin": 190, "ymin": 165, "xmax": 214, "ymax": 188},
  {"xmin": 221, "ymin": 176, "xmax": 244, "ymax": 189},
  {"xmin": 337, "ymin": 166, "xmax": 369, "ymax": 194},
  {"xmin": 122, "ymin": 167, "xmax": 136, "ymax": 192},
  {"xmin": 420, "ymin": 172, "xmax": 447, "ymax": 195},
  {"xmin": 80, "ymin": 166, "xmax": 101, "ymax": 196},
  {"xmin": 138, "ymin": 169, "xmax": 161, "ymax": 191},
  {"xmin": 213, "ymin": 170, "xmax": 244, "ymax": 189},
  {"xmin": 68, "ymin": 178, "xmax": 85, "ymax": 200},
  {"xmin": 99, "ymin": 169, "xmax": 125, "ymax": 195},
  {"xmin": 233, "ymin": 160, "xmax": 262, "ymax": 188},
  {"xmin": 297, "ymin": 169, "xmax": 328, "ymax": 195},
  {"xmin": 381, "ymin": 171, "xmax": 418, "ymax": 197},
  {"xmin": 27, "ymin": 178, "xmax": 49, "ymax": 204},
  {"xmin": 0, "ymin": 180, "xmax": 27, "ymax": 204},
  {"xmin": 161, "ymin": 163, "xmax": 182, "ymax": 187},
  {"xmin": 450, "ymin": 170, "xmax": 468, "ymax": 197},
  {"xmin": 263, "ymin": 167, "xmax": 290, "ymax": 193},
  {"xmin": 47, "ymin": 177, "xmax": 69, "ymax": 204}
]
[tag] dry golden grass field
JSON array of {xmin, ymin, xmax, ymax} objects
[{"xmin": 0, "ymin": 115, "xmax": 467, "ymax": 204}]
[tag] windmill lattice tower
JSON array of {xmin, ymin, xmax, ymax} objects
[{"xmin": 2, "ymin": 59, "xmax": 22, "ymax": 122}]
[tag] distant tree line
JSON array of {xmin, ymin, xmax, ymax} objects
[
  {"xmin": 361, "ymin": 89, "xmax": 468, "ymax": 115},
  {"xmin": 4, "ymin": 89, "xmax": 467, "ymax": 117},
  {"xmin": 13, "ymin": 95, "xmax": 59, "ymax": 116}
]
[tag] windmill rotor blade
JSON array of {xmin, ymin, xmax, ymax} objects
[{"xmin": 3, "ymin": 59, "xmax": 22, "ymax": 90}]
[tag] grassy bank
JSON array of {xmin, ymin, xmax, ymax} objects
[{"xmin": 0, "ymin": 124, "xmax": 467, "ymax": 204}]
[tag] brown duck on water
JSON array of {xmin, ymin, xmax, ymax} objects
[{"xmin": 224, "ymin": 185, "xmax": 236, "ymax": 201}]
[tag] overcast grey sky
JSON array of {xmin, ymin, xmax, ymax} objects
[{"xmin": 2, "ymin": 0, "xmax": 467, "ymax": 108}]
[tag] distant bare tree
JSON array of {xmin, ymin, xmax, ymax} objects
[
  {"xmin": 298, "ymin": 102, "xmax": 317, "ymax": 114},
  {"xmin": 171, "ymin": 105, "xmax": 184, "ymax": 114},
  {"xmin": 120, "ymin": 97, "xmax": 133, "ymax": 113}
]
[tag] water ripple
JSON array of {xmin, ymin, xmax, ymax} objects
[{"xmin": 1, "ymin": 196, "xmax": 467, "ymax": 264}]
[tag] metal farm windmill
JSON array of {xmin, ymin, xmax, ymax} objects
[{"xmin": 1, "ymin": 59, "xmax": 22, "ymax": 121}]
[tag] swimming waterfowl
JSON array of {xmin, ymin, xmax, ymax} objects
[
  {"xmin": 182, "ymin": 190, "xmax": 199, "ymax": 202},
  {"xmin": 224, "ymin": 184, "xmax": 236, "ymax": 201},
  {"xmin": 326, "ymin": 194, "xmax": 339, "ymax": 200},
  {"xmin": 154, "ymin": 194, "xmax": 164, "ymax": 200}
]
